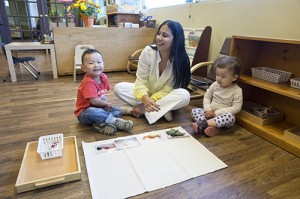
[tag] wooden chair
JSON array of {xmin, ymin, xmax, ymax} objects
[
  {"xmin": 73, "ymin": 44, "xmax": 94, "ymax": 82},
  {"xmin": 126, "ymin": 26, "xmax": 212, "ymax": 74},
  {"xmin": 127, "ymin": 48, "xmax": 142, "ymax": 74},
  {"xmin": 189, "ymin": 37, "xmax": 232, "ymax": 100}
]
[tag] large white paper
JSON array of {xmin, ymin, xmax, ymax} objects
[{"xmin": 82, "ymin": 126, "xmax": 227, "ymax": 199}]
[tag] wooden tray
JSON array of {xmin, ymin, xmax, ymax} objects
[
  {"xmin": 238, "ymin": 101, "xmax": 284, "ymax": 126},
  {"xmin": 283, "ymin": 126, "xmax": 300, "ymax": 144},
  {"xmin": 15, "ymin": 136, "xmax": 81, "ymax": 193},
  {"xmin": 238, "ymin": 109, "xmax": 284, "ymax": 126}
]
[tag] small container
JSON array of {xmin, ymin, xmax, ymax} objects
[
  {"xmin": 290, "ymin": 77, "xmax": 300, "ymax": 89},
  {"xmin": 251, "ymin": 67, "xmax": 292, "ymax": 83},
  {"xmin": 37, "ymin": 134, "xmax": 64, "ymax": 160}
]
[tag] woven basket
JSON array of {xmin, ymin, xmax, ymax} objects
[
  {"xmin": 290, "ymin": 77, "xmax": 300, "ymax": 89},
  {"xmin": 251, "ymin": 67, "xmax": 292, "ymax": 83}
]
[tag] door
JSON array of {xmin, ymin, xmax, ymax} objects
[
  {"xmin": 0, "ymin": 0, "xmax": 45, "ymax": 42},
  {"xmin": 0, "ymin": 0, "xmax": 74, "ymax": 42}
]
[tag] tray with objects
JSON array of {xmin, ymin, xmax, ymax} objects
[{"xmin": 15, "ymin": 136, "xmax": 81, "ymax": 193}]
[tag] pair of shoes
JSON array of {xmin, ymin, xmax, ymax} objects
[
  {"xmin": 164, "ymin": 111, "xmax": 173, "ymax": 121},
  {"xmin": 204, "ymin": 126, "xmax": 219, "ymax": 137},
  {"xmin": 112, "ymin": 118, "xmax": 133, "ymax": 132},
  {"xmin": 120, "ymin": 105, "xmax": 133, "ymax": 115},
  {"xmin": 92, "ymin": 123, "xmax": 117, "ymax": 136}
]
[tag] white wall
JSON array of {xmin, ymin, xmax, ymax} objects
[{"xmin": 144, "ymin": 0, "xmax": 300, "ymax": 59}]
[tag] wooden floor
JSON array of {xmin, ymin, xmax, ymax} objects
[{"xmin": 1, "ymin": 51, "xmax": 300, "ymax": 199}]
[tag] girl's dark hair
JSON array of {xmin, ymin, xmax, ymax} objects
[
  {"xmin": 150, "ymin": 20, "xmax": 191, "ymax": 88},
  {"xmin": 81, "ymin": 48, "xmax": 102, "ymax": 64},
  {"xmin": 215, "ymin": 56, "xmax": 242, "ymax": 82}
]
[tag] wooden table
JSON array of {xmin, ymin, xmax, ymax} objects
[{"xmin": 5, "ymin": 42, "xmax": 58, "ymax": 82}]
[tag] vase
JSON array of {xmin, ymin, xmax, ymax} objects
[{"xmin": 80, "ymin": 13, "xmax": 94, "ymax": 27}]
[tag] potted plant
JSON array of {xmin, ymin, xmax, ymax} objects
[{"xmin": 67, "ymin": 0, "xmax": 101, "ymax": 27}]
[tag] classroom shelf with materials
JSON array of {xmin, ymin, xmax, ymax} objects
[
  {"xmin": 230, "ymin": 35, "xmax": 300, "ymax": 157},
  {"xmin": 107, "ymin": 12, "xmax": 140, "ymax": 27}
]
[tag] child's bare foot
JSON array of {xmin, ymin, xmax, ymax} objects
[
  {"xmin": 131, "ymin": 104, "xmax": 146, "ymax": 117},
  {"xmin": 204, "ymin": 126, "xmax": 219, "ymax": 137},
  {"xmin": 192, "ymin": 122, "xmax": 199, "ymax": 133}
]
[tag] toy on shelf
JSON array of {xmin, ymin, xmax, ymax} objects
[{"xmin": 252, "ymin": 106, "xmax": 280, "ymax": 119}]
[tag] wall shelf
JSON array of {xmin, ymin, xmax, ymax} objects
[{"xmin": 239, "ymin": 75, "xmax": 300, "ymax": 100}]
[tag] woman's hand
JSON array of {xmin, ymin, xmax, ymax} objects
[{"xmin": 142, "ymin": 95, "xmax": 160, "ymax": 112}]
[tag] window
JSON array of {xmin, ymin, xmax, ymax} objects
[
  {"xmin": 144, "ymin": 0, "xmax": 186, "ymax": 9},
  {"xmin": 144, "ymin": 0, "xmax": 223, "ymax": 9}
]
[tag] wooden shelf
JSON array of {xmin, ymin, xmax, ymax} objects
[
  {"xmin": 237, "ymin": 115, "xmax": 300, "ymax": 157},
  {"xmin": 240, "ymin": 75, "xmax": 300, "ymax": 100},
  {"xmin": 107, "ymin": 12, "xmax": 140, "ymax": 27},
  {"xmin": 231, "ymin": 35, "xmax": 300, "ymax": 157}
]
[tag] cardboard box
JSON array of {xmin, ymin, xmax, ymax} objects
[
  {"xmin": 124, "ymin": 22, "xmax": 133, "ymax": 28},
  {"xmin": 132, "ymin": 23, "xmax": 139, "ymax": 28}
]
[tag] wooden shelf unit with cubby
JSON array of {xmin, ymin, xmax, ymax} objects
[
  {"xmin": 230, "ymin": 35, "xmax": 300, "ymax": 157},
  {"xmin": 107, "ymin": 12, "xmax": 140, "ymax": 27}
]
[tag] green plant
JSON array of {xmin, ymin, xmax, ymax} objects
[{"xmin": 67, "ymin": 0, "xmax": 101, "ymax": 18}]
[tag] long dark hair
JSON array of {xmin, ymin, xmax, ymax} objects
[{"xmin": 151, "ymin": 20, "xmax": 191, "ymax": 89}]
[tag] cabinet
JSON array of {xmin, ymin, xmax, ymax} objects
[
  {"xmin": 53, "ymin": 27, "xmax": 156, "ymax": 75},
  {"xmin": 230, "ymin": 35, "xmax": 300, "ymax": 157},
  {"xmin": 107, "ymin": 12, "xmax": 140, "ymax": 27}
]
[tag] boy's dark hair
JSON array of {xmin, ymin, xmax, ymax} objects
[
  {"xmin": 81, "ymin": 48, "xmax": 102, "ymax": 64},
  {"xmin": 215, "ymin": 56, "xmax": 242, "ymax": 82}
]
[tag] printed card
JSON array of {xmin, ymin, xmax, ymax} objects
[
  {"xmin": 94, "ymin": 143, "xmax": 118, "ymax": 154},
  {"xmin": 114, "ymin": 137, "xmax": 141, "ymax": 150}
]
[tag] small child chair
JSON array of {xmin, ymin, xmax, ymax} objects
[
  {"xmin": 73, "ymin": 44, "xmax": 94, "ymax": 82},
  {"xmin": 2, "ymin": 42, "xmax": 40, "ymax": 81}
]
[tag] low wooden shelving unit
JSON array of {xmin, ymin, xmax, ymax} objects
[{"xmin": 230, "ymin": 35, "xmax": 300, "ymax": 157}]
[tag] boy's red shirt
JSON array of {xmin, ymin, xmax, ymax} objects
[{"xmin": 74, "ymin": 73, "xmax": 110, "ymax": 117}]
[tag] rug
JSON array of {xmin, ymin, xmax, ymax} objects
[{"xmin": 82, "ymin": 126, "xmax": 227, "ymax": 199}]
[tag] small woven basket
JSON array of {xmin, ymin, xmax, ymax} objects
[
  {"xmin": 251, "ymin": 67, "xmax": 292, "ymax": 83},
  {"xmin": 290, "ymin": 77, "xmax": 300, "ymax": 89}
]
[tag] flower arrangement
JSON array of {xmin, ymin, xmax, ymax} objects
[{"xmin": 67, "ymin": 0, "xmax": 101, "ymax": 18}]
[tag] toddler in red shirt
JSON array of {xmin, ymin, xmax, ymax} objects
[{"xmin": 75, "ymin": 48, "xmax": 133, "ymax": 135}]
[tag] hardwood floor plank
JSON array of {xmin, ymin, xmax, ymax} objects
[{"xmin": 1, "ymin": 52, "xmax": 300, "ymax": 199}]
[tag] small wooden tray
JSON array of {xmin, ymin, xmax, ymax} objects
[
  {"xmin": 238, "ymin": 109, "xmax": 284, "ymax": 126},
  {"xmin": 283, "ymin": 126, "xmax": 300, "ymax": 144},
  {"xmin": 15, "ymin": 136, "xmax": 81, "ymax": 193},
  {"xmin": 238, "ymin": 101, "xmax": 284, "ymax": 126}
]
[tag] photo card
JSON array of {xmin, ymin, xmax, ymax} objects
[
  {"xmin": 94, "ymin": 143, "xmax": 118, "ymax": 154},
  {"xmin": 114, "ymin": 137, "xmax": 141, "ymax": 150},
  {"xmin": 140, "ymin": 133, "xmax": 163, "ymax": 143}
]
